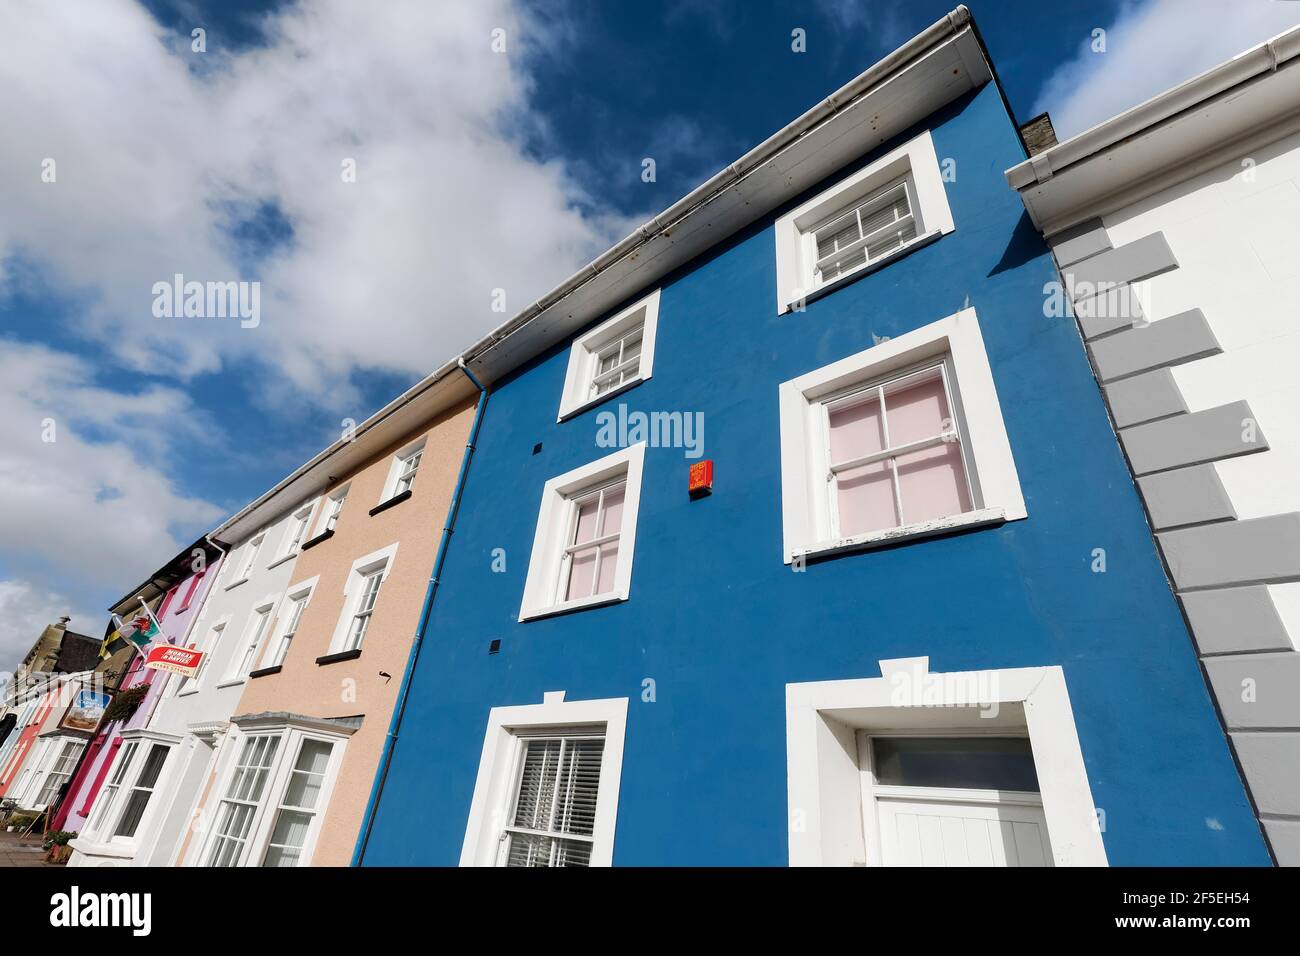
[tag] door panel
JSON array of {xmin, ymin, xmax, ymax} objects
[{"xmin": 877, "ymin": 797, "xmax": 1052, "ymax": 867}]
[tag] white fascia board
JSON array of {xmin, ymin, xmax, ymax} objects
[
  {"xmin": 1008, "ymin": 25, "xmax": 1300, "ymax": 235},
  {"xmin": 217, "ymin": 12, "xmax": 991, "ymax": 546}
]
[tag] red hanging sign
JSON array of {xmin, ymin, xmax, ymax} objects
[{"xmin": 143, "ymin": 644, "xmax": 204, "ymax": 678}]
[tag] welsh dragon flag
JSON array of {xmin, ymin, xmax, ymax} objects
[{"xmin": 111, "ymin": 607, "xmax": 160, "ymax": 650}]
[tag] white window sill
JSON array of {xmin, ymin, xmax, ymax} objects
[
  {"xmin": 783, "ymin": 228, "xmax": 945, "ymax": 313},
  {"xmin": 176, "ymin": 685, "xmax": 200, "ymax": 697},
  {"xmin": 556, "ymin": 374, "xmax": 648, "ymax": 423},
  {"xmin": 224, "ymin": 577, "xmax": 249, "ymax": 592},
  {"xmin": 519, "ymin": 591, "xmax": 627, "ymax": 623},
  {"xmin": 215, "ymin": 678, "xmax": 247, "ymax": 689},
  {"xmin": 68, "ymin": 837, "xmax": 137, "ymax": 859},
  {"xmin": 267, "ymin": 553, "xmax": 297, "ymax": 570},
  {"xmin": 794, "ymin": 507, "xmax": 1006, "ymax": 562}
]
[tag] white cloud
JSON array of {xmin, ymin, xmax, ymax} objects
[
  {"xmin": 0, "ymin": 0, "xmax": 639, "ymax": 408},
  {"xmin": 0, "ymin": 579, "xmax": 102, "ymax": 680},
  {"xmin": 1036, "ymin": 0, "xmax": 1300, "ymax": 141},
  {"xmin": 0, "ymin": 339, "xmax": 223, "ymax": 603},
  {"xmin": 0, "ymin": 1, "xmax": 647, "ymax": 655}
]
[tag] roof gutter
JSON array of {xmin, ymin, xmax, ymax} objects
[
  {"xmin": 215, "ymin": 6, "xmax": 976, "ymax": 538},
  {"xmin": 1007, "ymin": 25, "xmax": 1300, "ymax": 190},
  {"xmin": 458, "ymin": 5, "xmax": 974, "ymax": 362}
]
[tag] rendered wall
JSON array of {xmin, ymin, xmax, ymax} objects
[{"xmin": 361, "ymin": 84, "xmax": 1269, "ymax": 866}]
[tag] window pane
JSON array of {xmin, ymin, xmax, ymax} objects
[
  {"xmin": 506, "ymin": 832, "xmax": 592, "ymax": 868},
  {"xmin": 262, "ymin": 843, "xmax": 302, "ymax": 868},
  {"xmin": 136, "ymin": 744, "xmax": 169, "ymax": 789},
  {"xmin": 599, "ymin": 486, "xmax": 625, "ymax": 536},
  {"xmin": 872, "ymin": 737, "xmax": 1040, "ymax": 792},
  {"xmin": 884, "ymin": 373, "xmax": 949, "ymax": 446},
  {"xmin": 895, "ymin": 442, "xmax": 970, "ymax": 524},
  {"xmin": 866, "ymin": 218, "xmax": 918, "ymax": 260},
  {"xmin": 816, "ymin": 212, "xmax": 859, "ymax": 259},
  {"xmin": 821, "ymin": 247, "xmax": 866, "ymax": 280},
  {"xmin": 828, "ymin": 396, "xmax": 885, "ymax": 463},
  {"xmin": 595, "ymin": 542, "xmax": 619, "ymax": 595},
  {"xmin": 555, "ymin": 738, "xmax": 603, "ymax": 836},
  {"xmin": 836, "ymin": 460, "xmax": 898, "ymax": 536},
  {"xmin": 112, "ymin": 791, "xmax": 150, "ymax": 838},
  {"xmin": 564, "ymin": 547, "xmax": 598, "ymax": 601},
  {"xmin": 513, "ymin": 739, "xmax": 561, "ymax": 831},
  {"xmin": 858, "ymin": 188, "xmax": 908, "ymax": 235},
  {"xmin": 282, "ymin": 740, "xmax": 332, "ymax": 808},
  {"xmin": 264, "ymin": 809, "xmax": 312, "ymax": 866},
  {"xmin": 572, "ymin": 497, "xmax": 599, "ymax": 545}
]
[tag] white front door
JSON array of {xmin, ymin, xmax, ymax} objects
[
  {"xmin": 876, "ymin": 794, "xmax": 1051, "ymax": 866},
  {"xmin": 858, "ymin": 733, "xmax": 1053, "ymax": 867}
]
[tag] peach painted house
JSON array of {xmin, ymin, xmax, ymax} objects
[{"xmin": 174, "ymin": 371, "xmax": 479, "ymax": 867}]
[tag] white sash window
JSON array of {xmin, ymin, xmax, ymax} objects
[{"xmin": 502, "ymin": 732, "xmax": 605, "ymax": 867}]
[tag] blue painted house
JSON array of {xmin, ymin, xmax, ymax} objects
[{"xmin": 356, "ymin": 7, "xmax": 1269, "ymax": 867}]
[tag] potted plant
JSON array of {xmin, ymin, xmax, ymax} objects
[{"xmin": 43, "ymin": 830, "xmax": 78, "ymax": 863}]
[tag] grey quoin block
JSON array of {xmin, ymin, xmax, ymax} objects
[
  {"xmin": 1232, "ymin": 733, "xmax": 1300, "ymax": 816},
  {"xmin": 1050, "ymin": 218, "xmax": 1112, "ymax": 267},
  {"xmin": 1075, "ymin": 287, "xmax": 1145, "ymax": 339},
  {"xmin": 1204, "ymin": 651, "xmax": 1300, "ymax": 729},
  {"xmin": 1090, "ymin": 309, "xmax": 1220, "ymax": 382},
  {"xmin": 1181, "ymin": 586, "xmax": 1293, "ymax": 655},
  {"xmin": 1121, "ymin": 400, "xmax": 1265, "ymax": 476},
  {"xmin": 1160, "ymin": 513, "xmax": 1300, "ymax": 590},
  {"xmin": 1262, "ymin": 819, "xmax": 1300, "ymax": 866},
  {"xmin": 1137, "ymin": 464, "xmax": 1234, "ymax": 529},
  {"xmin": 1107, "ymin": 368, "xmax": 1188, "ymax": 428},
  {"xmin": 1066, "ymin": 232, "xmax": 1178, "ymax": 299}
]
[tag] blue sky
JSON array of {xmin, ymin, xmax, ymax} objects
[{"xmin": 2, "ymin": 0, "xmax": 1298, "ymax": 670}]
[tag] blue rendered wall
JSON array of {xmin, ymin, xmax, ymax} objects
[{"xmin": 362, "ymin": 84, "xmax": 1269, "ymax": 866}]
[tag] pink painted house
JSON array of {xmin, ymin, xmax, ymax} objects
[{"xmin": 51, "ymin": 539, "xmax": 223, "ymax": 836}]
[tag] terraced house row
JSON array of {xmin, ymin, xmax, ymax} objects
[{"xmin": 3, "ymin": 7, "xmax": 1298, "ymax": 866}]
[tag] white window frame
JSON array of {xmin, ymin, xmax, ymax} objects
[
  {"xmin": 316, "ymin": 485, "xmax": 349, "ymax": 536},
  {"xmin": 177, "ymin": 616, "xmax": 227, "ymax": 696},
  {"xmin": 380, "ymin": 440, "xmax": 426, "ymax": 503},
  {"xmin": 778, "ymin": 307, "xmax": 1025, "ymax": 563},
  {"xmin": 461, "ymin": 691, "xmax": 628, "ymax": 867},
  {"xmin": 518, "ymin": 443, "xmax": 646, "ymax": 622},
  {"xmin": 326, "ymin": 543, "xmax": 399, "ymax": 654},
  {"xmin": 279, "ymin": 503, "xmax": 317, "ymax": 560},
  {"xmin": 557, "ymin": 289, "xmax": 661, "ymax": 421},
  {"xmin": 267, "ymin": 577, "xmax": 317, "ymax": 669},
  {"xmin": 221, "ymin": 597, "xmax": 280, "ymax": 685},
  {"xmin": 228, "ymin": 533, "xmax": 265, "ymax": 588},
  {"xmin": 86, "ymin": 739, "xmax": 140, "ymax": 838},
  {"xmin": 28, "ymin": 737, "xmax": 83, "ymax": 810},
  {"xmin": 774, "ymin": 130, "xmax": 954, "ymax": 314},
  {"xmin": 191, "ymin": 718, "xmax": 350, "ymax": 868},
  {"xmin": 785, "ymin": 658, "xmax": 1107, "ymax": 867},
  {"xmin": 79, "ymin": 731, "xmax": 180, "ymax": 853}
]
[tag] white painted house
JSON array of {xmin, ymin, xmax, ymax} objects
[
  {"xmin": 68, "ymin": 507, "xmax": 311, "ymax": 867},
  {"xmin": 1008, "ymin": 23, "xmax": 1300, "ymax": 864}
]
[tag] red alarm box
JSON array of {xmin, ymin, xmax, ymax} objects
[{"xmin": 688, "ymin": 459, "xmax": 714, "ymax": 497}]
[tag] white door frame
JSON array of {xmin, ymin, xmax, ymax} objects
[{"xmin": 786, "ymin": 658, "xmax": 1107, "ymax": 867}]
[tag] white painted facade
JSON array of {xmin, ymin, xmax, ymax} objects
[
  {"xmin": 1102, "ymin": 131, "xmax": 1300, "ymax": 641},
  {"xmin": 68, "ymin": 505, "xmax": 312, "ymax": 867},
  {"xmin": 1007, "ymin": 23, "xmax": 1300, "ymax": 864}
]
